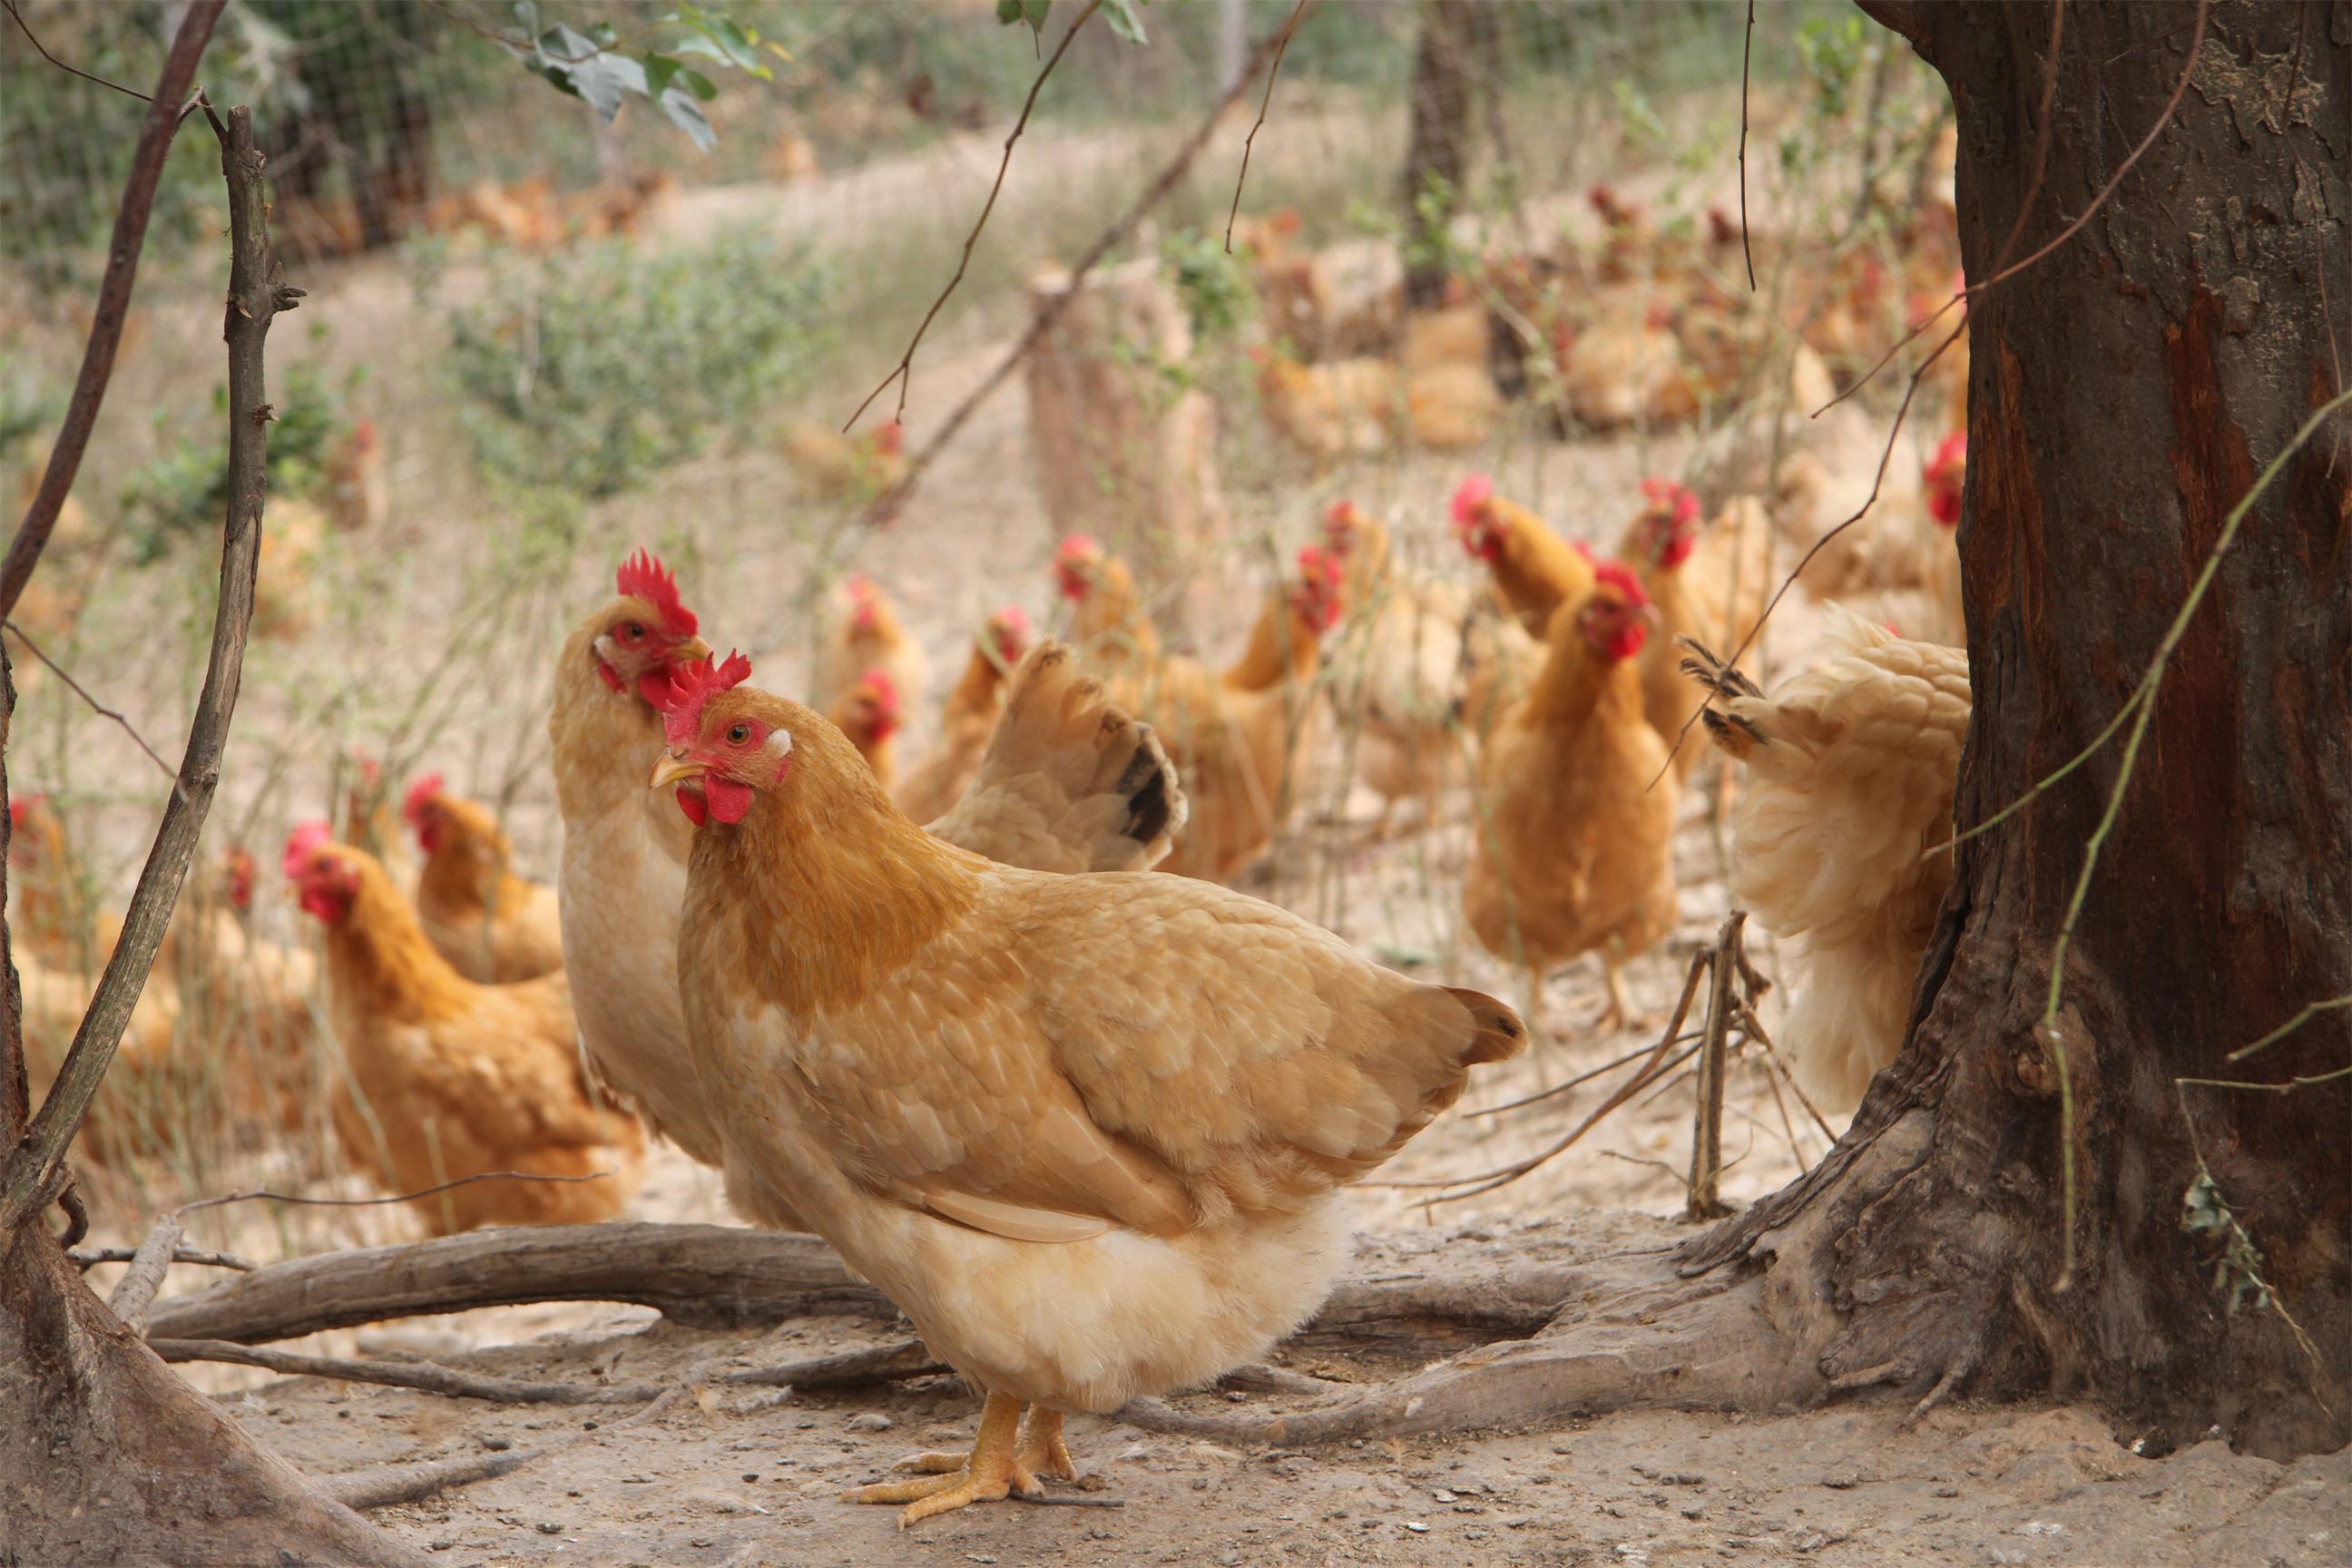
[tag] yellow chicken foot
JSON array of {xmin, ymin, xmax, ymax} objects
[
  {"xmin": 1594, "ymin": 954, "xmax": 1653, "ymax": 1034},
  {"xmin": 847, "ymin": 1391, "xmax": 1037, "ymax": 1526},
  {"xmin": 1016, "ymin": 1406, "xmax": 1079, "ymax": 1483}
]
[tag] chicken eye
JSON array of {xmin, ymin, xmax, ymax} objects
[
  {"xmin": 622, "ymin": 622, "xmax": 647, "ymax": 641},
  {"xmin": 727, "ymin": 723, "xmax": 751, "ymax": 745}
]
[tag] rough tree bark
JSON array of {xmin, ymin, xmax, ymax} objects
[
  {"xmin": 0, "ymin": 108, "xmax": 423, "ymax": 1568},
  {"xmin": 1685, "ymin": 0, "xmax": 2349, "ymax": 1462},
  {"xmin": 1103, "ymin": 0, "xmax": 2352, "ymax": 1462},
  {"xmin": 1398, "ymin": 0, "xmax": 1485, "ymax": 308}
]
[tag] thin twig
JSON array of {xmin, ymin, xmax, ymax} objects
[
  {"xmin": 325, "ymin": 1384, "xmax": 691, "ymax": 1511},
  {"xmin": 181, "ymin": 1167, "xmax": 618, "ymax": 1215},
  {"xmin": 0, "ymin": 0, "xmax": 224, "ymax": 623},
  {"xmin": 1735, "ymin": 0, "xmax": 1756, "ymax": 290},
  {"xmin": 152, "ymin": 1338, "xmax": 670, "ymax": 1404},
  {"xmin": 0, "ymin": 95, "xmax": 279, "ymax": 1237},
  {"xmin": 2037, "ymin": 384, "xmax": 2352, "ymax": 1291},
  {"xmin": 855, "ymin": 11, "xmax": 1303, "ymax": 524},
  {"xmin": 1469, "ymin": 1034, "xmax": 1700, "ymax": 1119},
  {"xmin": 1224, "ymin": 0, "xmax": 1313, "ymax": 251},
  {"xmin": 3, "ymin": 0, "xmax": 153, "ymax": 102},
  {"xmin": 2230, "ymin": 993, "xmax": 2352, "ymax": 1063},
  {"xmin": 1820, "ymin": 0, "xmax": 2210, "ymax": 416},
  {"xmin": 2, "ymin": 621, "xmax": 182, "ymax": 789},
  {"xmin": 2176, "ymin": 1066, "xmax": 2352, "ymax": 1095},
  {"xmin": 842, "ymin": 0, "xmax": 1103, "ymax": 433},
  {"xmin": 71, "ymin": 1243, "xmax": 254, "ymax": 1272}
]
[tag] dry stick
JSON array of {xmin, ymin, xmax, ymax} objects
[
  {"xmin": 0, "ymin": 0, "xmax": 222, "ymax": 622},
  {"xmin": 325, "ymin": 1383, "xmax": 691, "ymax": 1512},
  {"xmin": 1735, "ymin": 0, "xmax": 1756, "ymax": 290},
  {"xmin": 1738, "ymin": 1001, "xmax": 1837, "ymax": 1144},
  {"xmin": 856, "ymin": 14, "xmax": 1302, "ymax": 527},
  {"xmin": 841, "ymin": 0, "xmax": 1103, "ymax": 434},
  {"xmin": 71, "ymin": 1243, "xmax": 254, "ymax": 1272},
  {"xmin": 1469, "ymin": 1034, "xmax": 1700, "ymax": 1119},
  {"xmin": 1685, "ymin": 914, "xmax": 1745, "ymax": 1221},
  {"xmin": 105, "ymin": 1210, "xmax": 184, "ymax": 1335},
  {"xmin": 2, "ymin": 620, "xmax": 182, "ymax": 788},
  {"xmin": 1820, "ymin": 0, "xmax": 2210, "ymax": 418},
  {"xmin": 155, "ymin": 1338, "xmax": 671, "ymax": 1405},
  {"xmin": 0, "ymin": 100, "xmax": 288, "ymax": 1238},
  {"xmin": 181, "ymin": 1167, "xmax": 615, "ymax": 1215},
  {"xmin": 1223, "ymin": 0, "xmax": 1314, "ymax": 250},
  {"xmin": 2035, "ymin": 386, "xmax": 2352, "ymax": 1291}
]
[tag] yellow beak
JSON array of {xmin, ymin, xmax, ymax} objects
[
  {"xmin": 674, "ymin": 633, "xmax": 713, "ymax": 663},
  {"xmin": 649, "ymin": 753, "xmax": 705, "ymax": 790}
]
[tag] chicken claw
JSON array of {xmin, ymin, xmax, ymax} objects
[
  {"xmin": 848, "ymin": 1392, "xmax": 1039, "ymax": 1526},
  {"xmin": 1016, "ymin": 1406, "xmax": 1079, "ymax": 1483}
]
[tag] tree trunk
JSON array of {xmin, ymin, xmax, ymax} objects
[
  {"xmin": 1398, "ymin": 0, "xmax": 1483, "ymax": 308},
  {"xmin": 1697, "ymin": 0, "xmax": 2350, "ymax": 1459}
]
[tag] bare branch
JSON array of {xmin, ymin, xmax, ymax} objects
[
  {"xmin": 858, "ymin": 10, "xmax": 1307, "ymax": 524},
  {"xmin": 0, "ymin": 0, "xmax": 223, "ymax": 622},
  {"xmin": 2, "ymin": 621, "xmax": 183, "ymax": 789},
  {"xmin": 1224, "ymin": 0, "xmax": 1314, "ymax": 251},
  {"xmin": 325, "ymin": 1385, "xmax": 691, "ymax": 1511},
  {"xmin": 104, "ymin": 1210, "xmax": 183, "ymax": 1334},
  {"xmin": 152, "ymin": 1338, "xmax": 671, "ymax": 1404},
  {"xmin": 842, "ymin": 0, "xmax": 1104, "ymax": 433},
  {"xmin": 3, "ymin": 0, "xmax": 155, "ymax": 103},
  {"xmin": 181, "ymin": 1167, "xmax": 617, "ymax": 1216},
  {"xmin": 1736, "ymin": 1, "xmax": 1756, "ymax": 290},
  {"xmin": 71, "ymin": 1243, "xmax": 254, "ymax": 1272},
  {"xmin": 0, "ymin": 101, "xmax": 287, "ymax": 1236}
]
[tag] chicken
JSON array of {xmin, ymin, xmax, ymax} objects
[
  {"xmin": 1556, "ymin": 298, "xmax": 1700, "ymax": 431},
  {"xmin": 1465, "ymin": 564, "xmax": 1679, "ymax": 1035},
  {"xmin": 1319, "ymin": 501, "xmax": 1531, "ymax": 837},
  {"xmin": 1616, "ymin": 478, "xmax": 1775, "ymax": 772},
  {"xmin": 342, "ymin": 752, "xmax": 418, "ymax": 898},
  {"xmin": 1253, "ymin": 347, "xmax": 1395, "ymax": 468},
  {"xmin": 1769, "ymin": 435, "xmax": 1964, "ymax": 643},
  {"xmin": 895, "ymin": 607, "xmax": 1029, "ymax": 826},
  {"xmin": 7, "ymin": 792, "xmax": 115, "ymax": 975},
  {"xmin": 1089, "ymin": 546, "xmax": 1342, "ymax": 884},
  {"xmin": 1052, "ymin": 534, "xmax": 1161, "ymax": 671},
  {"xmin": 1450, "ymin": 474, "xmax": 1595, "ymax": 634},
  {"xmin": 166, "ymin": 845, "xmax": 324, "ymax": 1136},
  {"xmin": 829, "ymin": 669, "xmax": 905, "ymax": 792},
  {"xmin": 403, "ymin": 774, "xmax": 564, "ymax": 984},
  {"xmin": 253, "ymin": 496, "xmax": 328, "ymax": 642},
  {"xmin": 779, "ymin": 419, "xmax": 908, "ymax": 506},
  {"xmin": 282, "ymin": 822, "xmax": 642, "ymax": 1232},
  {"xmin": 14, "ymin": 946, "xmax": 182, "ymax": 1166},
  {"xmin": 650, "ymin": 653, "xmax": 1522, "ymax": 1523},
  {"xmin": 817, "ymin": 573, "xmax": 928, "ymax": 720},
  {"xmin": 1679, "ymin": 609, "xmax": 1970, "ymax": 1111},
  {"xmin": 549, "ymin": 553, "xmax": 1182, "ymax": 1221},
  {"xmin": 320, "ymin": 416, "xmax": 387, "ymax": 533}
]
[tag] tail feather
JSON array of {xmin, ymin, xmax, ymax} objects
[
  {"xmin": 1676, "ymin": 633, "xmax": 1767, "ymax": 759},
  {"xmin": 924, "ymin": 641, "xmax": 1189, "ymax": 873},
  {"xmin": 1443, "ymin": 985, "xmax": 1526, "ymax": 1065}
]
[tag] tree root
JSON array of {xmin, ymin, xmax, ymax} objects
[{"xmin": 145, "ymin": 1220, "xmax": 1590, "ymax": 1350}]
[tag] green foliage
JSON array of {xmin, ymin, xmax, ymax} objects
[
  {"xmin": 995, "ymin": 0, "xmax": 1052, "ymax": 40},
  {"xmin": 119, "ymin": 362, "xmax": 361, "ymax": 561},
  {"xmin": 1162, "ymin": 229, "xmax": 1256, "ymax": 343},
  {"xmin": 0, "ymin": 361, "xmax": 64, "ymax": 467},
  {"xmin": 2180, "ymin": 1163, "xmax": 2278, "ymax": 1318},
  {"xmin": 441, "ymin": 227, "xmax": 834, "ymax": 499},
  {"xmin": 1100, "ymin": 0, "xmax": 1149, "ymax": 48},
  {"xmin": 505, "ymin": 2, "xmax": 781, "ymax": 152}
]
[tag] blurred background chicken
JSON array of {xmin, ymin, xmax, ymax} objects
[
  {"xmin": 828, "ymin": 667, "xmax": 905, "ymax": 791},
  {"xmin": 1465, "ymin": 564, "xmax": 1678, "ymax": 1034},
  {"xmin": 1451, "ymin": 473, "xmax": 1595, "ymax": 634},
  {"xmin": 779, "ymin": 418, "xmax": 908, "ymax": 505},
  {"xmin": 895, "ymin": 607, "xmax": 1029, "ymax": 825},
  {"xmin": 816, "ymin": 572, "xmax": 928, "ymax": 719},
  {"xmin": 1614, "ymin": 477, "xmax": 1774, "ymax": 776},
  {"xmin": 402, "ymin": 774, "xmax": 564, "ymax": 983},
  {"xmin": 1681, "ymin": 608, "xmax": 1970, "ymax": 1111},
  {"xmin": 284, "ymin": 822, "xmax": 642, "ymax": 1232}
]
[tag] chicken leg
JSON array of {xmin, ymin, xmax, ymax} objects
[
  {"xmin": 888, "ymin": 1405, "xmax": 1078, "ymax": 1485},
  {"xmin": 848, "ymin": 1390, "xmax": 1039, "ymax": 1525}
]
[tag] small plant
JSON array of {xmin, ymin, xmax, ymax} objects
[
  {"xmin": 441, "ymin": 227, "xmax": 836, "ymax": 499},
  {"xmin": 120, "ymin": 362, "xmax": 360, "ymax": 560},
  {"xmin": 1162, "ymin": 228, "xmax": 1256, "ymax": 343}
]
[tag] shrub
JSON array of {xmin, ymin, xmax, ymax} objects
[{"xmin": 442, "ymin": 227, "xmax": 835, "ymax": 498}]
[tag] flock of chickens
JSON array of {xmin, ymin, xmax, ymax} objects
[{"xmin": 9, "ymin": 172, "xmax": 1984, "ymax": 1523}]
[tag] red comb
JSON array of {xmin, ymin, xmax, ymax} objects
[
  {"xmin": 1054, "ymin": 534, "xmax": 1099, "ymax": 562},
  {"xmin": 1449, "ymin": 475, "xmax": 1494, "ymax": 527},
  {"xmin": 401, "ymin": 773, "xmax": 444, "ymax": 824},
  {"xmin": 858, "ymin": 667, "xmax": 899, "ymax": 709},
  {"xmin": 282, "ymin": 820, "xmax": 335, "ymax": 881},
  {"xmin": 1928, "ymin": 431, "xmax": 1967, "ymax": 476},
  {"xmin": 7, "ymin": 794, "xmax": 35, "ymax": 830},
  {"xmin": 615, "ymin": 549, "xmax": 698, "ymax": 639},
  {"xmin": 1592, "ymin": 558, "xmax": 1651, "ymax": 608},
  {"xmin": 1640, "ymin": 477, "xmax": 1700, "ymax": 526},
  {"xmin": 659, "ymin": 651, "xmax": 753, "ymax": 748}
]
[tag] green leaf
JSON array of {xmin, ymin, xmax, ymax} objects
[
  {"xmin": 657, "ymin": 83, "xmax": 718, "ymax": 151},
  {"xmin": 996, "ymin": 0, "xmax": 1051, "ymax": 35},
  {"xmin": 680, "ymin": 67, "xmax": 719, "ymax": 102},
  {"xmin": 643, "ymin": 52, "xmax": 682, "ymax": 101},
  {"xmin": 1102, "ymin": 0, "xmax": 1147, "ymax": 45}
]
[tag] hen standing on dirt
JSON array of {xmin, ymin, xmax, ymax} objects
[{"xmin": 652, "ymin": 653, "xmax": 1523, "ymax": 1524}]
